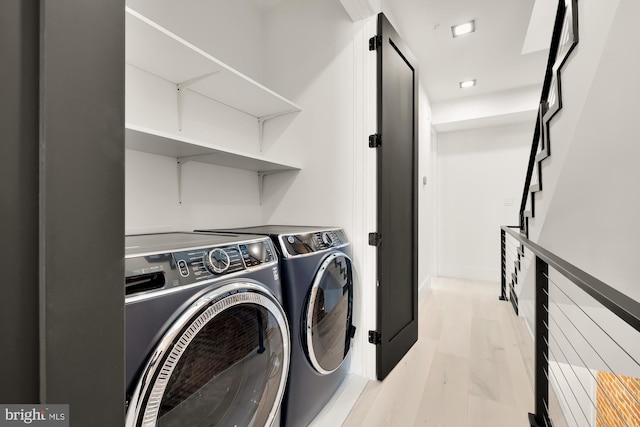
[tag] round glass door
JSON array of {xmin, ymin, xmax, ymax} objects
[
  {"xmin": 126, "ymin": 283, "xmax": 290, "ymax": 427},
  {"xmin": 305, "ymin": 252, "xmax": 354, "ymax": 374}
]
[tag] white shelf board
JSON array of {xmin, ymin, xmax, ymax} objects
[
  {"xmin": 125, "ymin": 7, "xmax": 301, "ymax": 119},
  {"xmin": 125, "ymin": 124, "xmax": 301, "ymax": 173}
]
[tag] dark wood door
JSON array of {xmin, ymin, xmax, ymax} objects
[{"xmin": 374, "ymin": 12, "xmax": 419, "ymax": 380}]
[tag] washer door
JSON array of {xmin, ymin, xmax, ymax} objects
[
  {"xmin": 126, "ymin": 283, "xmax": 290, "ymax": 427},
  {"xmin": 305, "ymin": 252, "xmax": 355, "ymax": 374}
]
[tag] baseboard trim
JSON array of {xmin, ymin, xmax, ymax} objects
[
  {"xmin": 308, "ymin": 374, "xmax": 369, "ymax": 427},
  {"xmin": 419, "ymin": 276, "xmax": 432, "ymax": 304}
]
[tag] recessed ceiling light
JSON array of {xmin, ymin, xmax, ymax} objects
[
  {"xmin": 460, "ymin": 79, "xmax": 476, "ymax": 89},
  {"xmin": 451, "ymin": 20, "xmax": 475, "ymax": 38}
]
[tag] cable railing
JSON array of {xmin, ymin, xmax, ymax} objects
[
  {"xmin": 500, "ymin": 226, "xmax": 640, "ymax": 427},
  {"xmin": 501, "ymin": 226, "xmax": 534, "ymax": 314}
]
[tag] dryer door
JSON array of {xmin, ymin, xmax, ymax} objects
[
  {"xmin": 126, "ymin": 283, "xmax": 290, "ymax": 427},
  {"xmin": 305, "ymin": 252, "xmax": 355, "ymax": 374}
]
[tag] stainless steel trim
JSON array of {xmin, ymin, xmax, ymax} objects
[
  {"xmin": 124, "ymin": 259, "xmax": 279, "ymax": 303},
  {"xmin": 305, "ymin": 251, "xmax": 353, "ymax": 375},
  {"xmin": 125, "ymin": 282, "xmax": 290, "ymax": 427}
]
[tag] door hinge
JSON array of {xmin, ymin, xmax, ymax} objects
[
  {"xmin": 368, "ymin": 232, "xmax": 382, "ymax": 246},
  {"xmin": 349, "ymin": 325, "xmax": 357, "ymax": 338},
  {"xmin": 368, "ymin": 330, "xmax": 381, "ymax": 345},
  {"xmin": 368, "ymin": 133, "xmax": 381, "ymax": 148},
  {"xmin": 369, "ymin": 35, "xmax": 382, "ymax": 51}
]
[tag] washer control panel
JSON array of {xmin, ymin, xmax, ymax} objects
[
  {"xmin": 281, "ymin": 229, "xmax": 348, "ymax": 257},
  {"xmin": 172, "ymin": 239, "xmax": 277, "ymax": 285}
]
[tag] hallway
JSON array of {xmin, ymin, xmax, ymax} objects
[{"xmin": 342, "ymin": 277, "xmax": 535, "ymax": 426}]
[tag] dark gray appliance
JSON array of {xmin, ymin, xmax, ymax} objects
[
  {"xmin": 195, "ymin": 226, "xmax": 356, "ymax": 427},
  {"xmin": 125, "ymin": 232, "xmax": 290, "ymax": 427}
]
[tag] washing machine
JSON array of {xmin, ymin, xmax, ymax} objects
[
  {"xmin": 124, "ymin": 232, "xmax": 290, "ymax": 427},
  {"xmin": 196, "ymin": 226, "xmax": 356, "ymax": 427}
]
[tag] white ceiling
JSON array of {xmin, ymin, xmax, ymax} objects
[
  {"xmin": 382, "ymin": 0, "xmax": 555, "ymax": 104},
  {"xmin": 247, "ymin": 0, "xmax": 556, "ymax": 106}
]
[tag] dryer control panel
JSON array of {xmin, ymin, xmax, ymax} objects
[{"xmin": 279, "ymin": 229, "xmax": 348, "ymax": 257}]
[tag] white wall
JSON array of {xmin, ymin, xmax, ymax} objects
[
  {"xmin": 125, "ymin": 0, "xmax": 264, "ymax": 82},
  {"xmin": 259, "ymin": 0, "xmax": 368, "ymax": 378},
  {"xmin": 517, "ymin": 0, "xmax": 639, "ymax": 318},
  {"xmin": 125, "ymin": 150, "xmax": 263, "ymax": 234},
  {"xmin": 418, "ymin": 85, "xmax": 437, "ymax": 297},
  {"xmin": 515, "ymin": 0, "xmax": 636, "ymax": 349},
  {"xmin": 431, "ymin": 85, "xmax": 540, "ymax": 132},
  {"xmin": 526, "ymin": 0, "xmax": 621, "ymax": 241},
  {"xmin": 124, "ymin": 0, "xmax": 278, "ymax": 234},
  {"xmin": 259, "ymin": 0, "xmax": 356, "ymax": 230},
  {"xmin": 536, "ymin": 0, "xmax": 640, "ymax": 302},
  {"xmin": 437, "ymin": 122, "xmax": 530, "ymax": 281},
  {"xmin": 124, "ymin": 64, "xmax": 274, "ymax": 233},
  {"xmin": 126, "ymin": 0, "xmax": 360, "ymax": 233},
  {"xmin": 512, "ymin": 0, "xmax": 640, "ymax": 336}
]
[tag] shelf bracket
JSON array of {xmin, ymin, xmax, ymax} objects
[
  {"xmin": 257, "ymin": 110, "xmax": 299, "ymax": 152},
  {"xmin": 176, "ymin": 156, "xmax": 197, "ymax": 204},
  {"xmin": 177, "ymin": 158, "xmax": 184, "ymax": 204},
  {"xmin": 176, "ymin": 71, "xmax": 220, "ymax": 131},
  {"xmin": 258, "ymin": 171, "xmax": 281, "ymax": 206}
]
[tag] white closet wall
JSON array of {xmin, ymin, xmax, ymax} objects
[
  {"xmin": 124, "ymin": 0, "xmax": 302, "ymax": 234},
  {"xmin": 259, "ymin": 0, "xmax": 356, "ymax": 230}
]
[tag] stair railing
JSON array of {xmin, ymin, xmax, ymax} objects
[
  {"xmin": 519, "ymin": 0, "xmax": 578, "ymax": 236},
  {"xmin": 501, "ymin": 225, "xmax": 527, "ymax": 313},
  {"xmin": 503, "ymin": 2, "xmax": 640, "ymax": 426},
  {"xmin": 500, "ymin": 226, "xmax": 640, "ymax": 427}
]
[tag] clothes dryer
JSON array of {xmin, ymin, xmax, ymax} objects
[
  {"xmin": 196, "ymin": 226, "xmax": 356, "ymax": 427},
  {"xmin": 125, "ymin": 232, "xmax": 290, "ymax": 427}
]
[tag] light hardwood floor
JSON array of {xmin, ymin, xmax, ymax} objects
[{"xmin": 342, "ymin": 277, "xmax": 537, "ymax": 427}]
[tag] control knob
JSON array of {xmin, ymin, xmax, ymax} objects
[
  {"xmin": 205, "ymin": 248, "xmax": 231, "ymax": 274},
  {"xmin": 322, "ymin": 232, "xmax": 333, "ymax": 247}
]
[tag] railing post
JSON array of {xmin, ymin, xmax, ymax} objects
[
  {"xmin": 500, "ymin": 228, "xmax": 507, "ymax": 301},
  {"xmin": 529, "ymin": 256, "xmax": 550, "ymax": 427}
]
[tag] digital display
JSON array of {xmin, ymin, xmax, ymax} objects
[{"xmin": 239, "ymin": 242, "xmax": 275, "ymax": 267}]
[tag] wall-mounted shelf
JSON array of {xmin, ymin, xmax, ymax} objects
[
  {"xmin": 125, "ymin": 124, "xmax": 300, "ymax": 204},
  {"xmin": 125, "ymin": 7, "xmax": 301, "ymax": 139}
]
